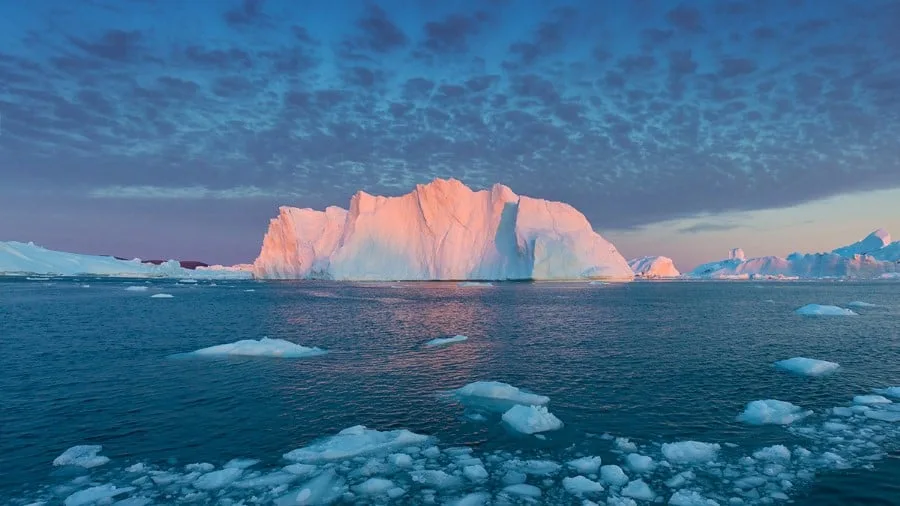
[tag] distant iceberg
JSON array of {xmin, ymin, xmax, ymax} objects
[
  {"xmin": 795, "ymin": 304, "xmax": 857, "ymax": 316},
  {"xmin": 0, "ymin": 241, "xmax": 252, "ymax": 280},
  {"xmin": 187, "ymin": 338, "xmax": 326, "ymax": 358},
  {"xmin": 686, "ymin": 229, "xmax": 900, "ymax": 280},
  {"xmin": 627, "ymin": 256, "xmax": 680, "ymax": 278},
  {"xmin": 251, "ymin": 178, "xmax": 633, "ymax": 281},
  {"xmin": 774, "ymin": 357, "xmax": 840, "ymax": 377}
]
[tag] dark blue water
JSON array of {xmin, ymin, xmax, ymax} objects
[{"xmin": 1, "ymin": 279, "xmax": 898, "ymax": 505}]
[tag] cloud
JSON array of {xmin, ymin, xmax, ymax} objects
[
  {"xmin": 89, "ymin": 185, "xmax": 296, "ymax": 200},
  {"xmin": 224, "ymin": 0, "xmax": 267, "ymax": 27},
  {"xmin": 349, "ymin": 3, "xmax": 408, "ymax": 53},
  {"xmin": 67, "ymin": 29, "xmax": 143, "ymax": 61},
  {"xmin": 678, "ymin": 222, "xmax": 744, "ymax": 234}
]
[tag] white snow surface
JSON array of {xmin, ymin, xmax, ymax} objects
[
  {"xmin": 425, "ymin": 335, "xmax": 468, "ymax": 347},
  {"xmin": 736, "ymin": 400, "xmax": 812, "ymax": 425},
  {"xmin": 795, "ymin": 304, "xmax": 857, "ymax": 316},
  {"xmin": 628, "ymin": 256, "xmax": 681, "ymax": 278},
  {"xmin": 188, "ymin": 338, "xmax": 326, "ymax": 358},
  {"xmin": 686, "ymin": 229, "xmax": 900, "ymax": 279},
  {"xmin": 0, "ymin": 241, "xmax": 251, "ymax": 279},
  {"xmin": 453, "ymin": 381, "xmax": 550, "ymax": 406},
  {"xmin": 501, "ymin": 405, "xmax": 563, "ymax": 434},
  {"xmin": 251, "ymin": 178, "xmax": 633, "ymax": 281},
  {"xmin": 774, "ymin": 357, "xmax": 840, "ymax": 377}
]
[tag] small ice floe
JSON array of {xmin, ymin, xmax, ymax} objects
[
  {"xmin": 244, "ymin": 289, "xmax": 256, "ymax": 292},
  {"xmin": 614, "ymin": 437, "xmax": 637, "ymax": 453},
  {"xmin": 562, "ymin": 475, "xmax": 605, "ymax": 495},
  {"xmin": 458, "ymin": 281, "xmax": 493, "ymax": 287},
  {"xmin": 853, "ymin": 395, "xmax": 892, "ymax": 405},
  {"xmin": 847, "ymin": 301, "xmax": 878, "ymax": 308},
  {"xmin": 501, "ymin": 405, "xmax": 563, "ymax": 434},
  {"xmin": 567, "ymin": 456, "xmax": 603, "ymax": 474},
  {"xmin": 874, "ymin": 386, "xmax": 900, "ymax": 398},
  {"xmin": 660, "ymin": 441, "xmax": 721, "ymax": 464},
  {"xmin": 194, "ymin": 468, "xmax": 243, "ymax": 490},
  {"xmin": 53, "ymin": 445, "xmax": 110, "ymax": 468},
  {"xmin": 424, "ymin": 335, "xmax": 468, "ymax": 348},
  {"xmin": 624, "ymin": 454, "xmax": 655, "ymax": 473},
  {"xmin": 794, "ymin": 304, "xmax": 857, "ymax": 316},
  {"xmin": 283, "ymin": 425, "xmax": 430, "ymax": 464},
  {"xmin": 186, "ymin": 337, "xmax": 326, "ymax": 358},
  {"xmin": 736, "ymin": 399, "xmax": 813, "ymax": 425},
  {"xmin": 774, "ymin": 357, "xmax": 840, "ymax": 377},
  {"xmin": 150, "ymin": 293, "xmax": 174, "ymax": 299},
  {"xmin": 621, "ymin": 479, "xmax": 655, "ymax": 501},
  {"xmin": 64, "ymin": 484, "xmax": 134, "ymax": 506},
  {"xmin": 81, "ymin": 284, "xmax": 91, "ymax": 288},
  {"xmin": 124, "ymin": 286, "xmax": 148, "ymax": 292},
  {"xmin": 177, "ymin": 279, "xmax": 198, "ymax": 284},
  {"xmin": 452, "ymin": 381, "xmax": 550, "ymax": 407},
  {"xmin": 600, "ymin": 464, "xmax": 629, "ymax": 486},
  {"xmin": 669, "ymin": 490, "xmax": 720, "ymax": 506}
]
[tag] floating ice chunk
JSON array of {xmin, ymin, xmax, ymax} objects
[
  {"xmin": 234, "ymin": 471, "xmax": 297, "ymax": 488},
  {"xmin": 194, "ymin": 468, "xmax": 242, "ymax": 490},
  {"xmin": 125, "ymin": 286, "xmax": 148, "ymax": 292},
  {"xmin": 568, "ymin": 456, "xmax": 602, "ymax": 474},
  {"xmin": 53, "ymin": 445, "xmax": 110, "ymax": 468},
  {"xmin": 664, "ymin": 470, "xmax": 695, "ymax": 488},
  {"xmin": 615, "ymin": 437, "xmax": 638, "ymax": 452},
  {"xmin": 448, "ymin": 492, "xmax": 490, "ymax": 506},
  {"xmin": 622, "ymin": 479, "xmax": 655, "ymax": 501},
  {"xmin": 513, "ymin": 459, "xmax": 562, "ymax": 475},
  {"xmin": 563, "ymin": 475, "xmax": 605, "ymax": 495},
  {"xmin": 502, "ymin": 405, "xmax": 563, "ymax": 434},
  {"xmin": 387, "ymin": 487, "xmax": 406, "ymax": 499},
  {"xmin": 111, "ymin": 497, "xmax": 152, "ymax": 506},
  {"xmin": 150, "ymin": 293, "xmax": 173, "ymax": 298},
  {"xmin": 185, "ymin": 462, "xmax": 214, "ymax": 472},
  {"xmin": 774, "ymin": 357, "xmax": 840, "ymax": 377},
  {"xmin": 463, "ymin": 464, "xmax": 488, "ymax": 481},
  {"xmin": 874, "ymin": 387, "xmax": 900, "ymax": 398},
  {"xmin": 283, "ymin": 463, "xmax": 317, "ymax": 476},
  {"xmin": 284, "ymin": 425, "xmax": 430, "ymax": 463},
  {"xmin": 458, "ymin": 282, "xmax": 493, "ymax": 287},
  {"xmin": 794, "ymin": 304, "xmax": 857, "ymax": 316},
  {"xmin": 853, "ymin": 395, "xmax": 892, "ymax": 405},
  {"xmin": 624, "ymin": 454, "xmax": 655, "ymax": 473},
  {"xmin": 125, "ymin": 463, "xmax": 146, "ymax": 473},
  {"xmin": 752, "ymin": 445, "xmax": 791, "ymax": 462},
  {"xmin": 352, "ymin": 477, "xmax": 395, "ymax": 495},
  {"xmin": 64, "ymin": 485, "xmax": 134, "ymax": 506},
  {"xmin": 454, "ymin": 381, "xmax": 549, "ymax": 406},
  {"xmin": 736, "ymin": 400, "xmax": 812, "ymax": 425},
  {"xmin": 388, "ymin": 453, "xmax": 413, "ymax": 467},
  {"xmin": 600, "ymin": 465, "xmax": 629, "ymax": 487},
  {"xmin": 422, "ymin": 446, "xmax": 441, "ymax": 459},
  {"xmin": 224, "ymin": 458, "xmax": 260, "ymax": 469},
  {"xmin": 178, "ymin": 279, "xmax": 198, "ymax": 284},
  {"xmin": 424, "ymin": 335, "xmax": 468, "ymax": 347},
  {"xmin": 189, "ymin": 337, "xmax": 327, "ymax": 358},
  {"xmin": 848, "ymin": 301, "xmax": 878, "ymax": 308},
  {"xmin": 661, "ymin": 441, "xmax": 720, "ymax": 464},
  {"xmin": 608, "ymin": 497, "xmax": 638, "ymax": 506},
  {"xmin": 410, "ymin": 470, "xmax": 463, "ymax": 489},
  {"xmin": 669, "ymin": 489, "xmax": 720, "ymax": 506},
  {"xmin": 502, "ymin": 483, "xmax": 542, "ymax": 498},
  {"xmin": 276, "ymin": 470, "xmax": 345, "ymax": 506},
  {"xmin": 865, "ymin": 410, "xmax": 900, "ymax": 422}
]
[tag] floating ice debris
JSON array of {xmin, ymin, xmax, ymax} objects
[
  {"xmin": 124, "ymin": 286, "xmax": 148, "ymax": 292},
  {"xmin": 660, "ymin": 441, "xmax": 721, "ymax": 464},
  {"xmin": 624, "ymin": 453, "xmax": 655, "ymax": 473},
  {"xmin": 283, "ymin": 425, "xmax": 430, "ymax": 463},
  {"xmin": 669, "ymin": 489, "xmax": 720, "ymax": 506},
  {"xmin": 563, "ymin": 475, "xmax": 605, "ymax": 495},
  {"xmin": 875, "ymin": 386, "xmax": 900, "ymax": 398},
  {"xmin": 150, "ymin": 293, "xmax": 174, "ymax": 298},
  {"xmin": 601, "ymin": 464, "xmax": 630, "ymax": 486},
  {"xmin": 193, "ymin": 468, "xmax": 242, "ymax": 490},
  {"xmin": 794, "ymin": 304, "xmax": 857, "ymax": 316},
  {"xmin": 352, "ymin": 477, "xmax": 395, "ymax": 495},
  {"xmin": 752, "ymin": 445, "xmax": 792, "ymax": 462},
  {"xmin": 847, "ymin": 300, "xmax": 878, "ymax": 308},
  {"xmin": 448, "ymin": 492, "xmax": 490, "ymax": 505},
  {"xmin": 224, "ymin": 458, "xmax": 260, "ymax": 469},
  {"xmin": 424, "ymin": 335, "xmax": 468, "ymax": 347},
  {"xmin": 774, "ymin": 357, "xmax": 840, "ymax": 377},
  {"xmin": 233, "ymin": 471, "xmax": 297, "ymax": 489},
  {"xmin": 608, "ymin": 497, "xmax": 638, "ymax": 506},
  {"xmin": 737, "ymin": 399, "xmax": 813, "ymax": 425},
  {"xmin": 621, "ymin": 479, "xmax": 655, "ymax": 501},
  {"xmin": 244, "ymin": 289, "xmax": 256, "ymax": 292},
  {"xmin": 853, "ymin": 395, "xmax": 892, "ymax": 405},
  {"xmin": 188, "ymin": 337, "xmax": 326, "ymax": 358},
  {"xmin": 615, "ymin": 437, "xmax": 638, "ymax": 453},
  {"xmin": 463, "ymin": 464, "xmax": 488, "ymax": 481},
  {"xmin": 453, "ymin": 381, "xmax": 550, "ymax": 406},
  {"xmin": 502, "ymin": 483, "xmax": 542, "ymax": 498},
  {"xmin": 458, "ymin": 281, "xmax": 493, "ymax": 287},
  {"xmin": 53, "ymin": 445, "xmax": 110, "ymax": 468},
  {"xmin": 568, "ymin": 456, "xmax": 603, "ymax": 474},
  {"xmin": 177, "ymin": 279, "xmax": 198, "ymax": 284},
  {"xmin": 64, "ymin": 485, "xmax": 134, "ymax": 506},
  {"xmin": 501, "ymin": 404, "xmax": 563, "ymax": 434}
]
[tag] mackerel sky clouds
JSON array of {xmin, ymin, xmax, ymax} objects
[{"xmin": 1, "ymin": 0, "xmax": 899, "ymax": 267}]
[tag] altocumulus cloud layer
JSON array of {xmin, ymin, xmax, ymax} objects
[{"xmin": 1, "ymin": 0, "xmax": 899, "ymax": 262}]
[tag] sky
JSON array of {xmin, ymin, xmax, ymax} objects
[{"xmin": 1, "ymin": 0, "xmax": 899, "ymax": 269}]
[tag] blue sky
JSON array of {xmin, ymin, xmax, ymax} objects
[{"xmin": 1, "ymin": 0, "xmax": 899, "ymax": 268}]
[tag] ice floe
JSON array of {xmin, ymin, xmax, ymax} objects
[
  {"xmin": 562, "ymin": 475, "xmax": 605, "ymax": 495},
  {"xmin": 847, "ymin": 301, "xmax": 878, "ymax": 308},
  {"xmin": 660, "ymin": 441, "xmax": 720, "ymax": 464},
  {"xmin": 53, "ymin": 445, "xmax": 110, "ymax": 469},
  {"xmin": 875, "ymin": 386, "xmax": 900, "ymax": 398},
  {"xmin": 501, "ymin": 405, "xmax": 563, "ymax": 434},
  {"xmin": 452, "ymin": 381, "xmax": 550, "ymax": 407},
  {"xmin": 186, "ymin": 337, "xmax": 326, "ymax": 358},
  {"xmin": 736, "ymin": 399, "xmax": 813, "ymax": 425},
  {"xmin": 774, "ymin": 357, "xmax": 840, "ymax": 376},
  {"xmin": 150, "ymin": 293, "xmax": 174, "ymax": 298},
  {"xmin": 567, "ymin": 456, "xmax": 602, "ymax": 474},
  {"xmin": 601, "ymin": 464, "xmax": 630, "ymax": 487},
  {"xmin": 794, "ymin": 304, "xmax": 857, "ymax": 316},
  {"xmin": 283, "ymin": 425, "xmax": 430, "ymax": 463},
  {"xmin": 124, "ymin": 286, "xmax": 148, "ymax": 292},
  {"xmin": 424, "ymin": 335, "xmax": 468, "ymax": 347}
]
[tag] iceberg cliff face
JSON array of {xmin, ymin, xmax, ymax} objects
[
  {"xmin": 253, "ymin": 179, "xmax": 633, "ymax": 281},
  {"xmin": 628, "ymin": 256, "xmax": 680, "ymax": 278},
  {"xmin": 688, "ymin": 230, "xmax": 900, "ymax": 279}
]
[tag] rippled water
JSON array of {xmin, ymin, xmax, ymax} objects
[{"xmin": 1, "ymin": 279, "xmax": 898, "ymax": 504}]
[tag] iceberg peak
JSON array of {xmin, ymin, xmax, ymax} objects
[
  {"xmin": 832, "ymin": 229, "xmax": 891, "ymax": 258},
  {"xmin": 252, "ymin": 179, "xmax": 632, "ymax": 281}
]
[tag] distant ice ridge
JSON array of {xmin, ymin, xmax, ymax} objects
[
  {"xmin": 686, "ymin": 229, "xmax": 900, "ymax": 279},
  {"xmin": 424, "ymin": 335, "xmax": 468, "ymax": 347},
  {"xmin": 794, "ymin": 304, "xmax": 857, "ymax": 316},
  {"xmin": 186, "ymin": 338, "xmax": 327, "ymax": 358},
  {"xmin": 627, "ymin": 256, "xmax": 680, "ymax": 278},
  {"xmin": 0, "ymin": 241, "xmax": 252, "ymax": 279},
  {"xmin": 251, "ymin": 178, "xmax": 633, "ymax": 281},
  {"xmin": 774, "ymin": 357, "xmax": 840, "ymax": 377},
  {"xmin": 16, "ymin": 390, "xmax": 900, "ymax": 506}
]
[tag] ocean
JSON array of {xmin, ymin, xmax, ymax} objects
[{"xmin": 1, "ymin": 278, "xmax": 898, "ymax": 505}]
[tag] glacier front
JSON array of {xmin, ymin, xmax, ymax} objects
[{"xmin": 252, "ymin": 178, "xmax": 633, "ymax": 281}]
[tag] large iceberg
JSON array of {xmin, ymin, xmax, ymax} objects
[
  {"xmin": 627, "ymin": 256, "xmax": 680, "ymax": 278},
  {"xmin": 252, "ymin": 178, "xmax": 633, "ymax": 281},
  {"xmin": 0, "ymin": 241, "xmax": 251, "ymax": 279},
  {"xmin": 687, "ymin": 229, "xmax": 900, "ymax": 279}
]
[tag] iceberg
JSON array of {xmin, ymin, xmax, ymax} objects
[
  {"xmin": 187, "ymin": 338, "xmax": 326, "ymax": 358},
  {"xmin": 794, "ymin": 304, "xmax": 857, "ymax": 316},
  {"xmin": 627, "ymin": 256, "xmax": 680, "ymax": 278},
  {"xmin": 501, "ymin": 404, "xmax": 563, "ymax": 434},
  {"xmin": 252, "ymin": 178, "xmax": 633, "ymax": 281},
  {"xmin": 687, "ymin": 229, "xmax": 900, "ymax": 279},
  {"xmin": 774, "ymin": 357, "xmax": 840, "ymax": 377},
  {"xmin": 736, "ymin": 400, "xmax": 812, "ymax": 425},
  {"xmin": 0, "ymin": 241, "xmax": 252, "ymax": 279},
  {"xmin": 53, "ymin": 445, "xmax": 110, "ymax": 468}
]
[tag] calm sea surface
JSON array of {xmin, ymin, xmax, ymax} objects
[{"xmin": 1, "ymin": 279, "xmax": 898, "ymax": 505}]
